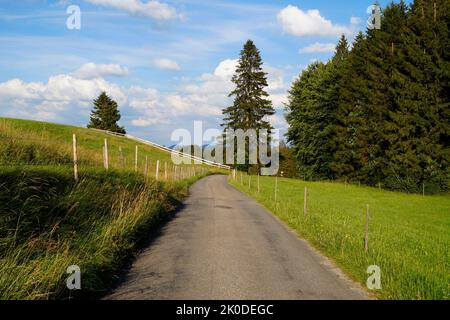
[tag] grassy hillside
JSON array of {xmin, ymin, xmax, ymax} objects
[
  {"xmin": 0, "ymin": 118, "xmax": 220, "ymax": 299},
  {"xmin": 230, "ymin": 174, "xmax": 450, "ymax": 300},
  {"xmin": 0, "ymin": 117, "xmax": 181, "ymax": 173}
]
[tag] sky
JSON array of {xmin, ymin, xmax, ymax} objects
[{"xmin": 0, "ymin": 0, "xmax": 411, "ymax": 145}]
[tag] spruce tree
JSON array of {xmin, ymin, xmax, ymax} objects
[
  {"xmin": 87, "ymin": 92, "xmax": 126, "ymax": 134},
  {"xmin": 332, "ymin": 32, "xmax": 371, "ymax": 182},
  {"xmin": 285, "ymin": 61, "xmax": 326, "ymax": 179},
  {"xmin": 287, "ymin": 0, "xmax": 449, "ymax": 193},
  {"xmin": 222, "ymin": 40, "xmax": 275, "ymax": 170},
  {"xmin": 286, "ymin": 36, "xmax": 349, "ymax": 180},
  {"xmin": 384, "ymin": 0, "xmax": 449, "ymax": 192}
]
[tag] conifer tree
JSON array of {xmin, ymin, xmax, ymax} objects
[
  {"xmin": 332, "ymin": 32, "xmax": 371, "ymax": 182},
  {"xmin": 285, "ymin": 62, "xmax": 326, "ymax": 179},
  {"xmin": 222, "ymin": 40, "xmax": 275, "ymax": 170},
  {"xmin": 286, "ymin": 36, "xmax": 349, "ymax": 180},
  {"xmin": 384, "ymin": 0, "xmax": 449, "ymax": 192},
  {"xmin": 285, "ymin": 0, "xmax": 449, "ymax": 192},
  {"xmin": 87, "ymin": 92, "xmax": 126, "ymax": 134}
]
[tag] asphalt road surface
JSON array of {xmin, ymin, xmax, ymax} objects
[{"xmin": 107, "ymin": 175, "xmax": 368, "ymax": 300}]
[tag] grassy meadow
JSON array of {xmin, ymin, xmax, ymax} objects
[
  {"xmin": 0, "ymin": 117, "xmax": 183, "ymax": 174},
  {"xmin": 0, "ymin": 117, "xmax": 221, "ymax": 299},
  {"xmin": 230, "ymin": 173, "xmax": 450, "ymax": 300}
]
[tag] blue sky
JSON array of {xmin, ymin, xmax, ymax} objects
[{"xmin": 0, "ymin": 0, "xmax": 410, "ymax": 145}]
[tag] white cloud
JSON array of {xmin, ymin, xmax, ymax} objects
[
  {"xmin": 153, "ymin": 58, "xmax": 181, "ymax": 71},
  {"xmin": 0, "ymin": 60, "xmax": 290, "ymax": 133},
  {"xmin": 72, "ymin": 63, "xmax": 129, "ymax": 79},
  {"xmin": 126, "ymin": 59, "xmax": 239, "ymax": 128},
  {"xmin": 267, "ymin": 114, "xmax": 288, "ymax": 130},
  {"xmin": 264, "ymin": 65, "xmax": 288, "ymax": 110},
  {"xmin": 0, "ymin": 74, "xmax": 127, "ymax": 123},
  {"xmin": 84, "ymin": 0, "xmax": 179, "ymax": 20},
  {"xmin": 213, "ymin": 59, "xmax": 238, "ymax": 79},
  {"xmin": 277, "ymin": 5, "xmax": 351, "ymax": 37},
  {"xmin": 299, "ymin": 42, "xmax": 336, "ymax": 54},
  {"xmin": 0, "ymin": 76, "xmax": 125, "ymax": 103},
  {"xmin": 351, "ymin": 16, "xmax": 362, "ymax": 25},
  {"xmin": 131, "ymin": 117, "xmax": 155, "ymax": 126}
]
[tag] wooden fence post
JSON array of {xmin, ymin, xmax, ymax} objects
[
  {"xmin": 434, "ymin": 2, "xmax": 437, "ymax": 22},
  {"xmin": 164, "ymin": 162, "xmax": 168, "ymax": 180},
  {"xmin": 248, "ymin": 175, "xmax": 251, "ymax": 189},
  {"xmin": 104, "ymin": 138, "xmax": 109, "ymax": 170},
  {"xmin": 119, "ymin": 146, "xmax": 124, "ymax": 169},
  {"xmin": 102, "ymin": 146, "xmax": 105, "ymax": 168},
  {"xmin": 72, "ymin": 134, "xmax": 78, "ymax": 181},
  {"xmin": 365, "ymin": 204, "xmax": 369, "ymax": 253},
  {"xmin": 257, "ymin": 174, "xmax": 260, "ymax": 193},
  {"xmin": 304, "ymin": 186, "xmax": 308, "ymax": 216},
  {"xmin": 135, "ymin": 145, "xmax": 138, "ymax": 172},
  {"xmin": 156, "ymin": 160, "xmax": 160, "ymax": 180}
]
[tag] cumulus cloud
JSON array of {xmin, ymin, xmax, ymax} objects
[
  {"xmin": 131, "ymin": 117, "xmax": 155, "ymax": 127},
  {"xmin": 72, "ymin": 63, "xmax": 129, "ymax": 79},
  {"xmin": 84, "ymin": 0, "xmax": 179, "ymax": 20},
  {"xmin": 351, "ymin": 16, "xmax": 362, "ymax": 26},
  {"xmin": 299, "ymin": 42, "xmax": 336, "ymax": 54},
  {"xmin": 126, "ymin": 59, "xmax": 238, "ymax": 129},
  {"xmin": 277, "ymin": 5, "xmax": 351, "ymax": 37},
  {"xmin": 153, "ymin": 58, "xmax": 181, "ymax": 70},
  {"xmin": 267, "ymin": 114, "xmax": 288, "ymax": 130},
  {"xmin": 0, "ymin": 60, "xmax": 289, "ymax": 133},
  {"xmin": 0, "ymin": 76, "xmax": 126, "ymax": 103},
  {"xmin": 0, "ymin": 74, "xmax": 127, "ymax": 122}
]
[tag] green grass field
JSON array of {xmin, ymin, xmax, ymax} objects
[
  {"xmin": 0, "ymin": 117, "xmax": 192, "ymax": 175},
  {"xmin": 0, "ymin": 117, "xmax": 222, "ymax": 299},
  {"xmin": 230, "ymin": 174, "xmax": 450, "ymax": 300}
]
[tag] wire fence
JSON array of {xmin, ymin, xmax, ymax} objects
[{"xmin": 0, "ymin": 130, "xmax": 228, "ymax": 182}]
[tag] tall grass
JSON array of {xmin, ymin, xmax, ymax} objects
[
  {"xmin": 0, "ymin": 167, "xmax": 206, "ymax": 299},
  {"xmin": 230, "ymin": 174, "xmax": 450, "ymax": 300},
  {"xmin": 0, "ymin": 117, "xmax": 178, "ymax": 171},
  {"xmin": 0, "ymin": 118, "xmax": 221, "ymax": 299}
]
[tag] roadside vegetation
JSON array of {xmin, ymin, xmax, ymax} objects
[
  {"xmin": 0, "ymin": 117, "xmax": 219, "ymax": 299},
  {"xmin": 230, "ymin": 174, "xmax": 450, "ymax": 300},
  {"xmin": 285, "ymin": 1, "xmax": 449, "ymax": 194}
]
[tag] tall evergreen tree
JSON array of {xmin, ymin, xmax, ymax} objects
[
  {"xmin": 285, "ymin": 62, "xmax": 326, "ymax": 179},
  {"xmin": 222, "ymin": 40, "xmax": 275, "ymax": 170},
  {"xmin": 384, "ymin": 0, "xmax": 449, "ymax": 192},
  {"xmin": 333, "ymin": 3, "xmax": 409, "ymax": 186},
  {"xmin": 286, "ymin": 36, "xmax": 349, "ymax": 180},
  {"xmin": 287, "ymin": 0, "xmax": 449, "ymax": 193},
  {"xmin": 87, "ymin": 92, "xmax": 126, "ymax": 134},
  {"xmin": 332, "ymin": 32, "xmax": 371, "ymax": 182}
]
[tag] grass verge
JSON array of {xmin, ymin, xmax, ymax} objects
[
  {"xmin": 0, "ymin": 166, "xmax": 211, "ymax": 300},
  {"xmin": 230, "ymin": 174, "xmax": 450, "ymax": 300}
]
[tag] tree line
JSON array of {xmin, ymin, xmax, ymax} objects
[{"xmin": 285, "ymin": 0, "xmax": 449, "ymax": 193}]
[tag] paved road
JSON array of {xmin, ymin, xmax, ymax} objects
[{"xmin": 107, "ymin": 175, "xmax": 368, "ymax": 300}]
